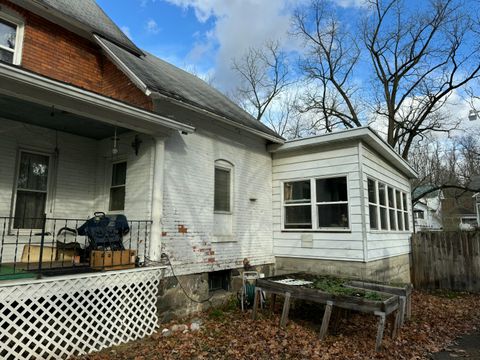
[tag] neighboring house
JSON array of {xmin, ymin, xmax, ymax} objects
[
  {"xmin": 471, "ymin": 175, "xmax": 480, "ymax": 227},
  {"xmin": 0, "ymin": 0, "xmax": 418, "ymax": 357},
  {"xmin": 412, "ymin": 186, "xmax": 443, "ymax": 231}
]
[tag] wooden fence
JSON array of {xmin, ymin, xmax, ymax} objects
[{"xmin": 411, "ymin": 231, "xmax": 480, "ymax": 292}]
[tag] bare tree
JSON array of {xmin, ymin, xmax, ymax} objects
[
  {"xmin": 293, "ymin": 0, "xmax": 480, "ymax": 159},
  {"xmin": 232, "ymin": 40, "xmax": 294, "ymax": 122},
  {"xmin": 410, "ymin": 131, "xmax": 480, "ymax": 203}
]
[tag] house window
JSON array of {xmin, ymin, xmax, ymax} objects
[
  {"xmin": 0, "ymin": 10, "xmax": 24, "ymax": 65},
  {"xmin": 414, "ymin": 210, "xmax": 425, "ymax": 219},
  {"xmin": 208, "ymin": 270, "xmax": 231, "ymax": 292},
  {"xmin": 283, "ymin": 176, "xmax": 349, "ymax": 230},
  {"xmin": 284, "ymin": 180, "xmax": 311, "ymax": 229},
  {"xmin": 109, "ymin": 162, "xmax": 127, "ymax": 211},
  {"xmin": 214, "ymin": 166, "xmax": 231, "ymax": 212},
  {"xmin": 367, "ymin": 178, "xmax": 410, "ymax": 232},
  {"xmin": 13, "ymin": 152, "xmax": 50, "ymax": 229},
  {"xmin": 316, "ymin": 177, "xmax": 349, "ymax": 228}
]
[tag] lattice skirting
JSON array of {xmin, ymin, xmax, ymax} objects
[{"xmin": 0, "ymin": 267, "xmax": 165, "ymax": 360}]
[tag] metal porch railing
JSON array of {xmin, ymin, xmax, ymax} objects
[{"xmin": 0, "ymin": 215, "xmax": 152, "ymax": 280}]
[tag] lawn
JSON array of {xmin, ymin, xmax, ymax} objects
[{"xmin": 77, "ymin": 290, "xmax": 480, "ymax": 360}]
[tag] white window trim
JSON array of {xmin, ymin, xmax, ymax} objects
[
  {"xmin": 281, "ymin": 174, "xmax": 351, "ymax": 232},
  {"xmin": 11, "ymin": 149, "xmax": 53, "ymax": 233},
  {"xmin": 107, "ymin": 159, "xmax": 128, "ymax": 214},
  {"xmin": 367, "ymin": 177, "xmax": 411, "ymax": 233},
  {"xmin": 0, "ymin": 7, "xmax": 25, "ymax": 66},
  {"xmin": 214, "ymin": 160, "xmax": 234, "ymax": 215}
]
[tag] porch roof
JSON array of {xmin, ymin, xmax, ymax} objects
[{"xmin": 0, "ymin": 62, "xmax": 195, "ymax": 138}]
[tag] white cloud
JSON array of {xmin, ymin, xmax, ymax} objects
[
  {"xmin": 333, "ymin": 0, "xmax": 369, "ymax": 8},
  {"xmin": 120, "ymin": 26, "xmax": 133, "ymax": 40},
  {"xmin": 146, "ymin": 19, "xmax": 160, "ymax": 34},
  {"xmin": 163, "ymin": 0, "xmax": 305, "ymax": 92}
]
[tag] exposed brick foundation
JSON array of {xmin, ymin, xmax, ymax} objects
[{"xmin": 0, "ymin": 0, "xmax": 153, "ymax": 111}]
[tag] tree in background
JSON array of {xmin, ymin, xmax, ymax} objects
[{"xmin": 292, "ymin": 0, "xmax": 480, "ymax": 160}]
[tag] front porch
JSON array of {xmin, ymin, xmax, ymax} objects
[{"xmin": 0, "ymin": 62, "xmax": 194, "ymax": 279}]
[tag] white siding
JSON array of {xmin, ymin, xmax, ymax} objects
[
  {"xmin": 361, "ymin": 143, "xmax": 413, "ymax": 261},
  {"xmin": 161, "ymin": 123, "xmax": 274, "ymax": 275},
  {"xmin": 272, "ymin": 143, "xmax": 365, "ymax": 261}
]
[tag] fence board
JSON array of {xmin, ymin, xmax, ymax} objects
[{"xmin": 411, "ymin": 232, "xmax": 480, "ymax": 292}]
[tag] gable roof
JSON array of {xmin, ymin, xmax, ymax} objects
[
  {"xmin": 268, "ymin": 127, "xmax": 418, "ymax": 179},
  {"xmin": 12, "ymin": 0, "xmax": 142, "ymax": 55},
  {"xmin": 95, "ymin": 36, "xmax": 284, "ymax": 143}
]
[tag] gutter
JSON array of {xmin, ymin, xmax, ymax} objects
[{"xmin": 0, "ymin": 62, "xmax": 195, "ymax": 134}]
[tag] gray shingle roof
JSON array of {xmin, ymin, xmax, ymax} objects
[
  {"xmin": 97, "ymin": 37, "xmax": 283, "ymax": 142},
  {"xmin": 34, "ymin": 0, "xmax": 142, "ymax": 55}
]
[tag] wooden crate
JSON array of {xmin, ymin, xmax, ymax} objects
[{"xmin": 90, "ymin": 250, "xmax": 136, "ymax": 270}]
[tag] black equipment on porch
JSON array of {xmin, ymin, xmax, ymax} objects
[{"xmin": 76, "ymin": 212, "xmax": 129, "ymax": 251}]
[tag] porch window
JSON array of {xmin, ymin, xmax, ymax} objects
[
  {"xmin": 109, "ymin": 162, "xmax": 127, "ymax": 211},
  {"xmin": 367, "ymin": 178, "xmax": 410, "ymax": 232},
  {"xmin": 284, "ymin": 180, "xmax": 312, "ymax": 229},
  {"xmin": 214, "ymin": 166, "xmax": 231, "ymax": 213},
  {"xmin": 13, "ymin": 152, "xmax": 50, "ymax": 229},
  {"xmin": 283, "ymin": 176, "xmax": 349, "ymax": 230},
  {"xmin": 0, "ymin": 10, "xmax": 24, "ymax": 65}
]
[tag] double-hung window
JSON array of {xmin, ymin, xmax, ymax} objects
[
  {"xmin": 214, "ymin": 167, "xmax": 231, "ymax": 213},
  {"xmin": 13, "ymin": 151, "xmax": 50, "ymax": 229},
  {"xmin": 283, "ymin": 176, "xmax": 349, "ymax": 230},
  {"xmin": 0, "ymin": 10, "xmax": 23, "ymax": 65},
  {"xmin": 109, "ymin": 162, "xmax": 127, "ymax": 211}
]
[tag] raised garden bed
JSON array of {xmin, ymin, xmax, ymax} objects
[{"xmin": 252, "ymin": 273, "xmax": 405, "ymax": 351}]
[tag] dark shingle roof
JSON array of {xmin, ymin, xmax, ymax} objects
[
  {"xmin": 97, "ymin": 37, "xmax": 283, "ymax": 142},
  {"xmin": 33, "ymin": 0, "xmax": 142, "ymax": 55}
]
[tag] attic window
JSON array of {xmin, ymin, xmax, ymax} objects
[{"xmin": 0, "ymin": 10, "xmax": 24, "ymax": 65}]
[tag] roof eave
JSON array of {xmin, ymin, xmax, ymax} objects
[
  {"xmin": 269, "ymin": 127, "xmax": 418, "ymax": 179},
  {"xmin": 0, "ymin": 62, "xmax": 195, "ymax": 134}
]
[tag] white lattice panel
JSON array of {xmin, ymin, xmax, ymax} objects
[{"xmin": 0, "ymin": 267, "xmax": 165, "ymax": 360}]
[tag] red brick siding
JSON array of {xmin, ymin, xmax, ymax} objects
[{"xmin": 0, "ymin": 0, "xmax": 153, "ymax": 111}]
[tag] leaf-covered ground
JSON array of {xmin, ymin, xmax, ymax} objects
[{"xmin": 78, "ymin": 291, "xmax": 480, "ymax": 360}]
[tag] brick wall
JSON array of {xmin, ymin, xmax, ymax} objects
[{"xmin": 0, "ymin": 0, "xmax": 153, "ymax": 111}]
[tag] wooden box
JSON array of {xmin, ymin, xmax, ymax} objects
[{"xmin": 90, "ymin": 250, "xmax": 136, "ymax": 270}]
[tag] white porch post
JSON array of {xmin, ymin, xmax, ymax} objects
[{"xmin": 149, "ymin": 136, "xmax": 165, "ymax": 262}]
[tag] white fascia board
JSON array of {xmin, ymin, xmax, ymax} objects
[
  {"xmin": 269, "ymin": 127, "xmax": 418, "ymax": 179},
  {"xmin": 0, "ymin": 62, "xmax": 195, "ymax": 134},
  {"xmin": 94, "ymin": 35, "xmax": 150, "ymax": 96},
  {"xmin": 151, "ymin": 92, "xmax": 285, "ymax": 144}
]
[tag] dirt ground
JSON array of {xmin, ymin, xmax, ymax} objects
[{"xmin": 77, "ymin": 290, "xmax": 480, "ymax": 360}]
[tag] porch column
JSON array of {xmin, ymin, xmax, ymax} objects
[{"xmin": 149, "ymin": 136, "xmax": 165, "ymax": 262}]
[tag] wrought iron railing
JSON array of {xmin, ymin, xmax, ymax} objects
[{"xmin": 0, "ymin": 215, "xmax": 152, "ymax": 280}]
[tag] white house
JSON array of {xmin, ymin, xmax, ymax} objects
[
  {"xmin": 0, "ymin": 1, "xmax": 419, "ymax": 348},
  {"xmin": 413, "ymin": 188, "xmax": 443, "ymax": 232}
]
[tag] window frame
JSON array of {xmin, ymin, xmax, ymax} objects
[
  {"xmin": 108, "ymin": 160, "xmax": 127, "ymax": 213},
  {"xmin": 281, "ymin": 174, "xmax": 351, "ymax": 232},
  {"xmin": 11, "ymin": 149, "xmax": 53, "ymax": 231},
  {"xmin": 0, "ymin": 8, "xmax": 24, "ymax": 65},
  {"xmin": 214, "ymin": 160, "xmax": 234, "ymax": 215},
  {"xmin": 367, "ymin": 177, "xmax": 411, "ymax": 233}
]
